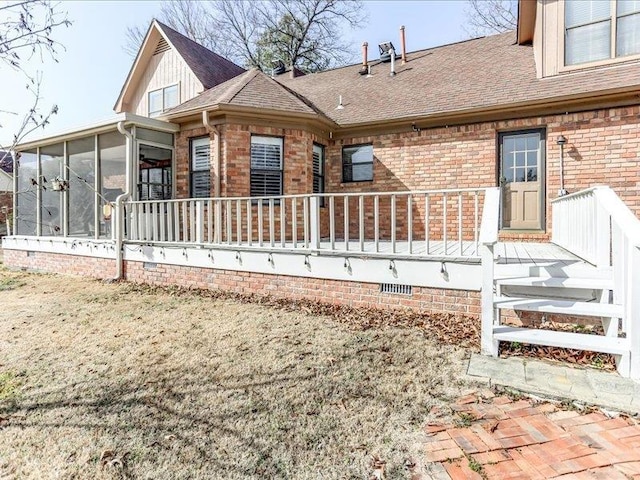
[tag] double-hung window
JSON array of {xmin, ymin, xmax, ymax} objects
[
  {"xmin": 342, "ymin": 144, "xmax": 373, "ymax": 183},
  {"xmin": 148, "ymin": 84, "xmax": 179, "ymax": 116},
  {"xmin": 190, "ymin": 137, "xmax": 210, "ymax": 198},
  {"xmin": 565, "ymin": 0, "xmax": 640, "ymax": 66},
  {"xmin": 312, "ymin": 144, "xmax": 325, "ymax": 204},
  {"xmin": 250, "ymin": 136, "xmax": 283, "ymax": 197}
]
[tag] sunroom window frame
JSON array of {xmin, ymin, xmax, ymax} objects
[{"xmin": 561, "ymin": 0, "xmax": 640, "ymax": 70}]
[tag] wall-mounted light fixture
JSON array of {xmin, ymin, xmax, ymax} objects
[{"xmin": 556, "ymin": 135, "xmax": 568, "ymax": 197}]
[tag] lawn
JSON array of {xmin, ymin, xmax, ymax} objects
[{"xmin": 0, "ymin": 266, "xmax": 476, "ymax": 479}]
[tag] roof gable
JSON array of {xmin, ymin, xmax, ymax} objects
[{"xmin": 114, "ymin": 20, "xmax": 245, "ymax": 113}]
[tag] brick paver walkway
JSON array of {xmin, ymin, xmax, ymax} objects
[{"xmin": 421, "ymin": 392, "xmax": 640, "ymax": 479}]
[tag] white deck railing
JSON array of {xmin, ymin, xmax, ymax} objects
[
  {"xmin": 552, "ymin": 186, "xmax": 640, "ymax": 377},
  {"xmin": 123, "ymin": 188, "xmax": 492, "ymax": 258}
]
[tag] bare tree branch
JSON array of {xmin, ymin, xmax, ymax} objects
[{"xmin": 463, "ymin": 0, "xmax": 517, "ymax": 38}]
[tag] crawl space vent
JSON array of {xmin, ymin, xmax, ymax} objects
[
  {"xmin": 380, "ymin": 283, "xmax": 412, "ymax": 295},
  {"xmin": 154, "ymin": 38, "xmax": 171, "ymax": 55}
]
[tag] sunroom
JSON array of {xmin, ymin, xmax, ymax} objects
[{"xmin": 11, "ymin": 113, "xmax": 179, "ymax": 239}]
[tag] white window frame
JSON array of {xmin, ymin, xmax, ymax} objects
[
  {"xmin": 560, "ymin": 0, "xmax": 640, "ymax": 71},
  {"xmin": 190, "ymin": 137, "xmax": 211, "ymax": 198},
  {"xmin": 250, "ymin": 135, "xmax": 284, "ymax": 198},
  {"xmin": 148, "ymin": 83, "xmax": 180, "ymax": 116}
]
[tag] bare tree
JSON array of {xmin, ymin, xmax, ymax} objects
[
  {"xmin": 463, "ymin": 0, "xmax": 517, "ymax": 38},
  {"xmin": 125, "ymin": 0, "xmax": 365, "ymax": 73},
  {"xmin": 0, "ymin": 0, "xmax": 70, "ymax": 160}
]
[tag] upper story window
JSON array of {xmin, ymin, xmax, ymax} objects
[
  {"xmin": 342, "ymin": 144, "xmax": 373, "ymax": 183},
  {"xmin": 148, "ymin": 84, "xmax": 179, "ymax": 116},
  {"xmin": 565, "ymin": 0, "xmax": 640, "ymax": 66},
  {"xmin": 250, "ymin": 135, "xmax": 283, "ymax": 197}
]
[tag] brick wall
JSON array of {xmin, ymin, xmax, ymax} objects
[
  {"xmin": 175, "ymin": 105, "xmax": 640, "ymax": 242},
  {"xmin": 3, "ymin": 249, "xmax": 114, "ymax": 278}
]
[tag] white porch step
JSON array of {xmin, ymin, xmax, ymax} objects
[
  {"xmin": 496, "ymin": 276, "xmax": 613, "ymax": 290},
  {"xmin": 493, "ymin": 326, "xmax": 630, "ymax": 355},
  {"xmin": 494, "ymin": 296, "xmax": 623, "ymax": 318}
]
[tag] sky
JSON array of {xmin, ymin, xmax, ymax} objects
[{"xmin": 0, "ymin": 0, "xmax": 470, "ymax": 145}]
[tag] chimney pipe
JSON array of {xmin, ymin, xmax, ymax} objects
[
  {"xmin": 362, "ymin": 42, "xmax": 368, "ymax": 68},
  {"xmin": 290, "ymin": 64, "xmax": 295, "ymax": 79},
  {"xmin": 389, "ymin": 48, "xmax": 396, "ymax": 76},
  {"xmin": 400, "ymin": 25, "xmax": 407, "ymax": 64}
]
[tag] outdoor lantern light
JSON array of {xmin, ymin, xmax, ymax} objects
[{"xmin": 556, "ymin": 135, "xmax": 568, "ymax": 196}]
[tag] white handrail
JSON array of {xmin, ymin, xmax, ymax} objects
[
  {"xmin": 123, "ymin": 188, "xmax": 493, "ymax": 259},
  {"xmin": 479, "ymin": 187, "xmax": 501, "ymax": 246}
]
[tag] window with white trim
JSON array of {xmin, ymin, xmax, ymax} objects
[
  {"xmin": 565, "ymin": 0, "xmax": 640, "ymax": 66},
  {"xmin": 148, "ymin": 84, "xmax": 180, "ymax": 116},
  {"xmin": 190, "ymin": 137, "xmax": 210, "ymax": 198},
  {"xmin": 250, "ymin": 136, "xmax": 283, "ymax": 197}
]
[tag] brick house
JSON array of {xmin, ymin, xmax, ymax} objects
[{"xmin": 4, "ymin": 1, "xmax": 640, "ymax": 377}]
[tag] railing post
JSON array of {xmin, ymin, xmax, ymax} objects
[
  {"xmin": 627, "ymin": 245, "xmax": 640, "ymax": 379},
  {"xmin": 481, "ymin": 244, "xmax": 498, "ymax": 356},
  {"xmin": 195, "ymin": 200, "xmax": 204, "ymax": 244},
  {"xmin": 595, "ymin": 200, "xmax": 610, "ymax": 268},
  {"xmin": 310, "ymin": 196, "xmax": 320, "ymax": 250}
]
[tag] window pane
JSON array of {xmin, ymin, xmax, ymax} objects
[
  {"xmin": 191, "ymin": 137, "xmax": 210, "ymax": 171},
  {"xmin": 526, "ymin": 151, "xmax": 538, "ymax": 168},
  {"xmin": 343, "ymin": 144, "xmax": 373, "ymax": 164},
  {"xmin": 251, "ymin": 136, "xmax": 283, "ymax": 170},
  {"xmin": 250, "ymin": 170, "xmax": 282, "ymax": 197},
  {"xmin": 68, "ymin": 137, "xmax": 96, "ymax": 237},
  {"xmin": 351, "ymin": 163, "xmax": 373, "ymax": 182},
  {"xmin": 164, "ymin": 85, "xmax": 179, "ymax": 110},
  {"xmin": 515, "ymin": 168, "xmax": 526, "ymax": 182},
  {"xmin": 312, "ymin": 144, "xmax": 323, "ymax": 176},
  {"xmin": 566, "ymin": 20, "xmax": 611, "ymax": 65},
  {"xmin": 191, "ymin": 171, "xmax": 211, "ymax": 198},
  {"xmin": 618, "ymin": 0, "xmax": 640, "ymax": 16},
  {"xmin": 138, "ymin": 144, "xmax": 172, "ymax": 201},
  {"xmin": 515, "ymin": 151, "xmax": 526, "ymax": 167},
  {"xmin": 566, "ymin": 0, "xmax": 610, "ymax": 27},
  {"xmin": 149, "ymin": 89, "xmax": 163, "ymax": 114},
  {"xmin": 40, "ymin": 144, "xmax": 64, "ymax": 236},
  {"xmin": 526, "ymin": 135, "xmax": 538, "ymax": 150},
  {"xmin": 16, "ymin": 150, "xmax": 37, "ymax": 235},
  {"xmin": 527, "ymin": 168, "xmax": 538, "ymax": 182},
  {"xmin": 617, "ymin": 13, "xmax": 640, "ymax": 56},
  {"xmin": 515, "ymin": 137, "xmax": 526, "ymax": 151}
]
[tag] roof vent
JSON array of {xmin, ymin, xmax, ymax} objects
[
  {"xmin": 379, "ymin": 41, "xmax": 398, "ymax": 63},
  {"xmin": 271, "ymin": 60, "xmax": 286, "ymax": 76},
  {"xmin": 154, "ymin": 37, "xmax": 170, "ymax": 55}
]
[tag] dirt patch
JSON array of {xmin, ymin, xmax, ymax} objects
[{"xmin": 0, "ymin": 267, "xmax": 476, "ymax": 479}]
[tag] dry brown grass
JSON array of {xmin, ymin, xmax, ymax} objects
[{"xmin": 0, "ymin": 266, "xmax": 476, "ymax": 479}]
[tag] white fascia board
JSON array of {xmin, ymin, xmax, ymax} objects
[{"xmin": 14, "ymin": 112, "xmax": 180, "ymax": 151}]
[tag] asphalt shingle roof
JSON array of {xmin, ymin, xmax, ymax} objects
[
  {"xmin": 275, "ymin": 31, "xmax": 640, "ymax": 126},
  {"xmin": 156, "ymin": 20, "xmax": 246, "ymax": 90},
  {"xmin": 167, "ymin": 68, "xmax": 319, "ymax": 116},
  {"xmin": 166, "ymin": 31, "xmax": 640, "ymax": 127}
]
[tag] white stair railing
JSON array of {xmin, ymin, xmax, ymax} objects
[
  {"xmin": 479, "ymin": 188, "xmax": 501, "ymax": 356},
  {"xmin": 552, "ymin": 186, "xmax": 640, "ymax": 378}
]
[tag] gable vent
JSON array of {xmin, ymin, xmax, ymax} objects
[
  {"xmin": 380, "ymin": 283, "xmax": 412, "ymax": 296},
  {"xmin": 154, "ymin": 38, "xmax": 170, "ymax": 55}
]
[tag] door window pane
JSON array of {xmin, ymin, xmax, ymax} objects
[
  {"xmin": 138, "ymin": 144, "xmax": 172, "ymax": 201},
  {"xmin": 501, "ymin": 132, "xmax": 540, "ymax": 184}
]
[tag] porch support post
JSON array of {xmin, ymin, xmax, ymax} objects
[
  {"xmin": 11, "ymin": 150, "xmax": 17, "ymax": 236},
  {"xmin": 36, "ymin": 146, "xmax": 41, "ymax": 236},
  {"xmin": 310, "ymin": 196, "xmax": 320, "ymax": 250},
  {"xmin": 627, "ymin": 245, "xmax": 640, "ymax": 379}
]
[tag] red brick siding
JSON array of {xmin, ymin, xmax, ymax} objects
[
  {"xmin": 3, "ymin": 249, "xmax": 114, "ymax": 278},
  {"xmin": 0, "ymin": 192, "xmax": 11, "ymax": 233}
]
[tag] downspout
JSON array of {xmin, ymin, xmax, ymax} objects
[
  {"xmin": 202, "ymin": 110, "xmax": 221, "ymax": 197},
  {"xmin": 11, "ymin": 150, "xmax": 17, "ymax": 236},
  {"xmin": 114, "ymin": 121, "xmax": 133, "ymax": 280}
]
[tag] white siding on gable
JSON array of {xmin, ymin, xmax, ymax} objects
[{"xmin": 130, "ymin": 46, "xmax": 203, "ymax": 116}]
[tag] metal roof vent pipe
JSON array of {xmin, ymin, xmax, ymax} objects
[
  {"xmin": 336, "ymin": 95, "xmax": 345, "ymax": 110},
  {"xmin": 359, "ymin": 42, "xmax": 368, "ymax": 75},
  {"xmin": 390, "ymin": 47, "xmax": 396, "ymax": 76},
  {"xmin": 400, "ymin": 25, "xmax": 407, "ymax": 64}
]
